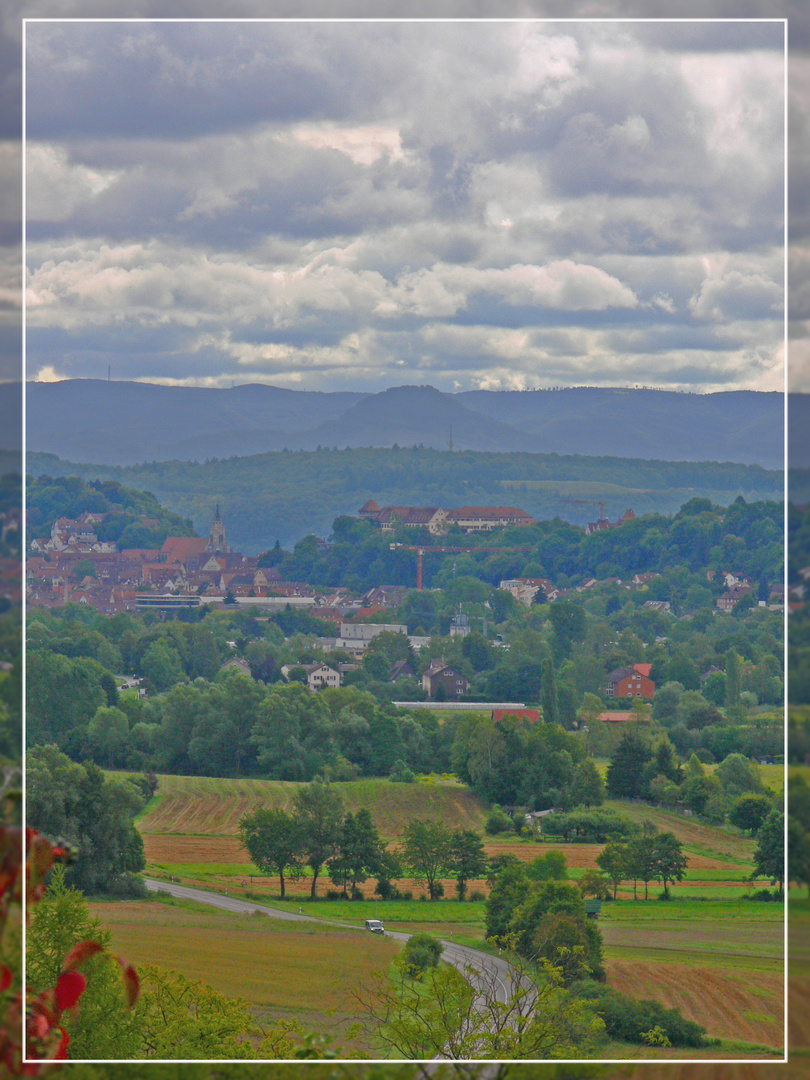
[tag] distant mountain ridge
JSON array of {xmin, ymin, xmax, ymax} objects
[{"xmin": 25, "ymin": 379, "xmax": 786, "ymax": 469}]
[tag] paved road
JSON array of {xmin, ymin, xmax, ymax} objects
[{"xmin": 144, "ymin": 877, "xmax": 514, "ymax": 1002}]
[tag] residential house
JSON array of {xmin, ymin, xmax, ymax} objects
[
  {"xmin": 606, "ymin": 663, "xmax": 655, "ymax": 700},
  {"xmin": 388, "ymin": 658, "xmax": 415, "ymax": 682},
  {"xmin": 422, "ymin": 658, "xmax": 470, "ymax": 699},
  {"xmin": 282, "ymin": 663, "xmax": 342, "ymax": 691},
  {"xmin": 219, "ymin": 656, "xmax": 253, "ymax": 678},
  {"xmin": 716, "ymin": 584, "xmax": 755, "ymax": 613}
]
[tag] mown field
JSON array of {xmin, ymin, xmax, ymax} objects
[
  {"xmin": 91, "ymin": 892, "xmax": 398, "ymax": 1057},
  {"xmin": 123, "ymin": 771, "xmax": 788, "ymax": 1058}
]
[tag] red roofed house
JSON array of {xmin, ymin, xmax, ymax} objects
[
  {"xmin": 492, "ymin": 708, "xmax": 540, "ymax": 724},
  {"xmin": 606, "ymin": 663, "xmax": 655, "ymax": 701},
  {"xmin": 160, "ymin": 536, "xmax": 208, "ymax": 565},
  {"xmin": 597, "ymin": 711, "xmax": 649, "ymax": 724}
]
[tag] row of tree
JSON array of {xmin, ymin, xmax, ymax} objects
[{"xmin": 237, "ymin": 780, "xmax": 489, "ymax": 902}]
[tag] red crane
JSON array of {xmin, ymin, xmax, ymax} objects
[{"xmin": 390, "ymin": 543, "xmax": 535, "ymax": 590}]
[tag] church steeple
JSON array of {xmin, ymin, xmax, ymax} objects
[{"xmin": 207, "ymin": 504, "xmax": 229, "ymax": 554}]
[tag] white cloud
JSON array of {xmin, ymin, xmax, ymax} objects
[
  {"xmin": 288, "ymin": 124, "xmax": 405, "ymax": 165},
  {"xmin": 33, "ymin": 364, "xmax": 65, "ymax": 382},
  {"xmin": 689, "ymin": 255, "xmax": 783, "ymax": 321},
  {"xmin": 26, "ymin": 143, "xmax": 122, "ymax": 221}
]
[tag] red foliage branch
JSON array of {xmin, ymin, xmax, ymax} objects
[{"xmin": 0, "ymin": 826, "xmax": 140, "ymax": 1073}]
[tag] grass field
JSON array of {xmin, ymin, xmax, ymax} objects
[
  {"xmin": 122, "ymin": 771, "xmax": 790, "ymax": 1058},
  {"xmin": 134, "ymin": 773, "xmax": 488, "ymax": 840},
  {"xmin": 90, "ymin": 894, "xmax": 397, "ymax": 1057}
]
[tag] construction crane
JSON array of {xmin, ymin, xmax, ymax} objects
[
  {"xmin": 390, "ymin": 543, "xmax": 535, "ymax": 590},
  {"xmin": 559, "ymin": 497, "xmax": 608, "ymax": 525}
]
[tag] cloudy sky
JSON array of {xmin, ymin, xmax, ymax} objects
[{"xmin": 22, "ymin": 18, "xmax": 787, "ymax": 394}]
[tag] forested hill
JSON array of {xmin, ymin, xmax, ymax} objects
[
  {"xmin": 26, "ymin": 380, "xmax": 785, "ymax": 469},
  {"xmin": 26, "ymin": 446, "xmax": 783, "ymax": 554}
]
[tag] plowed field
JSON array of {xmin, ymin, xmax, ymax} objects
[{"xmin": 606, "ymin": 960, "xmax": 783, "ymax": 1046}]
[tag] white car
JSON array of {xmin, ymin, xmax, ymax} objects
[{"xmin": 365, "ymin": 919, "xmax": 385, "ymax": 934}]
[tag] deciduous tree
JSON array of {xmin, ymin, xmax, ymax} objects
[
  {"xmin": 293, "ymin": 776, "xmax": 344, "ymax": 899},
  {"xmin": 236, "ymin": 807, "xmax": 303, "ymax": 898},
  {"xmin": 401, "ymin": 818, "xmax": 452, "ymax": 900}
]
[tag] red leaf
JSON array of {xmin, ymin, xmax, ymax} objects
[
  {"xmin": 121, "ymin": 963, "xmax": 140, "ymax": 1008},
  {"xmin": 61, "ymin": 940, "xmax": 102, "ymax": 972},
  {"xmin": 0, "ymin": 964, "xmax": 11, "ymax": 991},
  {"xmin": 55, "ymin": 971, "xmax": 86, "ymax": 1011},
  {"xmin": 53, "ymin": 1027, "xmax": 70, "ymax": 1059}
]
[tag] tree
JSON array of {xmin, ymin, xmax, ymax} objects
[
  {"xmin": 293, "ymin": 777, "xmax": 344, "ymax": 899},
  {"xmin": 250, "ymin": 682, "xmax": 335, "ymax": 781},
  {"xmin": 596, "ymin": 842, "xmax": 628, "ymax": 901},
  {"xmin": 606, "ymin": 731, "xmax": 653, "ymax": 800},
  {"xmin": 624, "ymin": 835, "xmax": 659, "ymax": 900},
  {"xmin": 549, "ymin": 602, "xmax": 587, "ymax": 662},
  {"xmin": 652, "ymin": 832, "xmax": 689, "ymax": 896},
  {"xmin": 26, "ymin": 651, "xmax": 107, "ymax": 750},
  {"xmin": 26, "ymin": 746, "xmax": 146, "ymax": 896},
  {"xmin": 355, "ymin": 948, "xmax": 604, "ymax": 1059},
  {"xmin": 236, "ymin": 807, "xmax": 303, "ymax": 898},
  {"xmin": 447, "ymin": 828, "xmax": 488, "ymax": 900},
  {"xmin": 725, "ymin": 648, "xmax": 742, "ymax": 707},
  {"xmin": 137, "ymin": 965, "xmax": 312, "ymax": 1059},
  {"xmin": 716, "ymin": 753, "xmax": 763, "ymax": 797},
  {"xmin": 571, "ymin": 759, "xmax": 604, "ymax": 808},
  {"xmin": 26, "ymin": 866, "xmax": 144, "ymax": 1059},
  {"xmin": 328, "ymin": 808, "xmax": 385, "ymax": 897},
  {"xmin": 577, "ymin": 869, "xmax": 612, "ymax": 902},
  {"xmin": 140, "ymin": 639, "xmax": 185, "ymax": 693},
  {"xmin": 505, "ymin": 879, "xmax": 605, "ymax": 982},
  {"xmin": 541, "ymin": 658, "xmax": 559, "ymax": 725},
  {"xmin": 788, "ymin": 815, "xmax": 810, "ymax": 897},
  {"xmin": 87, "ymin": 705, "xmax": 129, "ymax": 769},
  {"xmin": 72, "ymin": 558, "xmax": 98, "ymax": 581},
  {"xmin": 751, "ymin": 809, "xmax": 785, "ymax": 896},
  {"xmin": 401, "ymin": 818, "xmax": 452, "ymax": 900},
  {"xmin": 729, "ymin": 793, "xmax": 774, "ymax": 836}
]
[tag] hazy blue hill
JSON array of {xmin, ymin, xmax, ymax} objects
[
  {"xmin": 25, "ymin": 379, "xmax": 366, "ymax": 464},
  {"xmin": 25, "ymin": 379, "xmax": 785, "ymax": 469},
  {"xmin": 302, "ymin": 384, "xmax": 548, "ymax": 453},
  {"xmin": 0, "ymin": 382, "xmax": 21, "ymax": 452},
  {"xmin": 458, "ymin": 387, "xmax": 785, "ymax": 470},
  {"xmin": 790, "ymin": 393, "xmax": 810, "ymax": 468}
]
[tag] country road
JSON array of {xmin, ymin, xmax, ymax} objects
[{"xmin": 144, "ymin": 877, "xmax": 514, "ymax": 1003}]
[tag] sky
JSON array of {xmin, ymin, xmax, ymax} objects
[{"xmin": 16, "ymin": 16, "xmax": 791, "ymax": 395}]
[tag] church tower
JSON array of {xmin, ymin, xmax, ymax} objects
[{"xmin": 207, "ymin": 504, "xmax": 229, "ymax": 554}]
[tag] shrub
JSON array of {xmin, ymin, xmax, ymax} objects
[
  {"xmin": 468, "ymin": 889, "xmax": 486, "ymax": 903},
  {"xmin": 573, "ymin": 982, "xmax": 710, "ymax": 1047},
  {"xmin": 743, "ymin": 888, "xmax": 780, "ymax": 902},
  {"xmin": 484, "ymin": 809, "xmax": 515, "ymax": 835},
  {"xmin": 401, "ymin": 932, "xmax": 443, "ymax": 979},
  {"xmin": 389, "ymin": 759, "xmax": 415, "ymax": 784}
]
